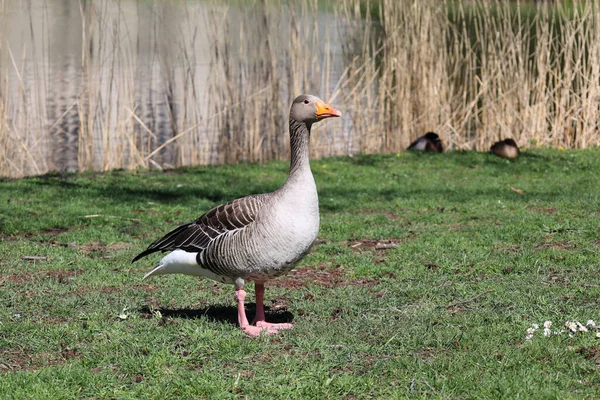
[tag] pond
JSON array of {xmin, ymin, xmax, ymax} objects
[{"xmin": 1, "ymin": 0, "xmax": 350, "ymax": 176}]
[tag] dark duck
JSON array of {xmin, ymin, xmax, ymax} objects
[{"xmin": 407, "ymin": 132, "xmax": 443, "ymax": 153}]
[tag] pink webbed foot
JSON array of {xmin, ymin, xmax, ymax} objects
[
  {"xmin": 240, "ymin": 322, "xmax": 293, "ymax": 336},
  {"xmin": 250, "ymin": 282, "xmax": 293, "ymax": 335},
  {"xmin": 254, "ymin": 321, "xmax": 293, "ymax": 334},
  {"xmin": 241, "ymin": 324, "xmax": 272, "ymax": 337},
  {"xmin": 235, "ymin": 284, "xmax": 293, "ymax": 336}
]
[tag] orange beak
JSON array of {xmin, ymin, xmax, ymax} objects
[{"xmin": 315, "ymin": 100, "xmax": 342, "ymax": 119}]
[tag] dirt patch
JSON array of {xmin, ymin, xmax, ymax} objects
[
  {"xmin": 59, "ymin": 343, "xmax": 80, "ymax": 360},
  {"xmin": 0, "ymin": 228, "xmax": 69, "ymax": 242},
  {"xmin": 44, "ymin": 270, "xmax": 83, "ymax": 284},
  {"xmin": 494, "ymin": 245, "xmax": 521, "ymax": 254},
  {"xmin": 3, "ymin": 273, "xmax": 32, "ymax": 285},
  {"xmin": 42, "ymin": 316, "xmax": 70, "ymax": 325},
  {"xmin": 2, "ymin": 270, "xmax": 83, "ymax": 286},
  {"xmin": 535, "ymin": 241, "xmax": 575, "ymax": 251},
  {"xmin": 272, "ymin": 264, "xmax": 374, "ymax": 290},
  {"xmin": 49, "ymin": 240, "xmax": 78, "ymax": 248},
  {"xmin": 0, "ymin": 232, "xmax": 38, "ymax": 241},
  {"xmin": 546, "ymin": 269, "xmax": 572, "ymax": 285},
  {"xmin": 412, "ymin": 347, "xmax": 440, "ymax": 361},
  {"xmin": 348, "ymin": 238, "xmax": 403, "ymax": 251},
  {"xmin": 43, "ymin": 227, "xmax": 69, "ymax": 235},
  {"xmin": 0, "ymin": 346, "xmax": 64, "ymax": 374},
  {"xmin": 132, "ymin": 284, "xmax": 160, "ymax": 293},
  {"xmin": 89, "ymin": 284, "xmax": 159, "ymax": 296},
  {"xmin": 359, "ymin": 210, "xmax": 408, "ymax": 222},
  {"xmin": 79, "ymin": 242, "xmax": 130, "ymax": 254},
  {"xmin": 99, "ymin": 286, "xmax": 121, "ymax": 295},
  {"xmin": 527, "ymin": 206, "xmax": 558, "ymax": 214},
  {"xmin": 44, "ymin": 239, "xmax": 130, "ymax": 256},
  {"xmin": 577, "ymin": 347, "xmax": 600, "ymax": 366}
]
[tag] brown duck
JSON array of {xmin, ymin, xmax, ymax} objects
[{"xmin": 490, "ymin": 138, "xmax": 520, "ymax": 159}]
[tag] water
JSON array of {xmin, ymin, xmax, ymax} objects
[{"xmin": 0, "ymin": 0, "xmax": 349, "ymax": 176}]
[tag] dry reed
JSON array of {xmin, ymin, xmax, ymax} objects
[{"xmin": 1, "ymin": 0, "xmax": 600, "ymax": 178}]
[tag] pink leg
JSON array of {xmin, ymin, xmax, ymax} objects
[
  {"xmin": 251, "ymin": 282, "xmax": 293, "ymax": 334},
  {"xmin": 235, "ymin": 289, "xmax": 266, "ymax": 337}
]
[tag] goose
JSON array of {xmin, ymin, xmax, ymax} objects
[
  {"xmin": 132, "ymin": 94, "xmax": 341, "ymax": 336},
  {"xmin": 407, "ymin": 132, "xmax": 443, "ymax": 153},
  {"xmin": 490, "ymin": 138, "xmax": 519, "ymax": 159}
]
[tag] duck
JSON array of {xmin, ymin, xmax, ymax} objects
[
  {"xmin": 132, "ymin": 94, "xmax": 341, "ymax": 336},
  {"xmin": 490, "ymin": 138, "xmax": 519, "ymax": 159},
  {"xmin": 407, "ymin": 132, "xmax": 443, "ymax": 153}
]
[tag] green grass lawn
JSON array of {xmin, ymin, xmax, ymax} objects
[{"xmin": 1, "ymin": 149, "xmax": 600, "ymax": 398}]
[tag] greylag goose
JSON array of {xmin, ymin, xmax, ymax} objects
[
  {"xmin": 407, "ymin": 132, "xmax": 443, "ymax": 153},
  {"xmin": 132, "ymin": 94, "xmax": 341, "ymax": 336},
  {"xmin": 490, "ymin": 138, "xmax": 519, "ymax": 159}
]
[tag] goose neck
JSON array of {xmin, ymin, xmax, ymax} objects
[{"xmin": 287, "ymin": 118, "xmax": 312, "ymax": 178}]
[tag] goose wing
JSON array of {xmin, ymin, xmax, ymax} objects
[{"xmin": 132, "ymin": 193, "xmax": 269, "ymax": 262}]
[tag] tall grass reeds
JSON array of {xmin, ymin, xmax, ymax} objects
[{"xmin": 1, "ymin": 0, "xmax": 600, "ymax": 178}]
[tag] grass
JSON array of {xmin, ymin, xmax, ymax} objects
[{"xmin": 2, "ymin": 148, "xmax": 600, "ymax": 398}]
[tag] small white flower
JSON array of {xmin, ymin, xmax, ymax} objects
[
  {"xmin": 543, "ymin": 328, "xmax": 551, "ymax": 337},
  {"xmin": 566, "ymin": 321, "xmax": 578, "ymax": 332},
  {"xmin": 596, "ymin": 332, "xmax": 600, "ymax": 339},
  {"xmin": 525, "ymin": 334, "xmax": 534, "ymax": 341},
  {"xmin": 543, "ymin": 321, "xmax": 552, "ymax": 329},
  {"xmin": 526, "ymin": 327, "xmax": 536, "ymax": 335},
  {"xmin": 118, "ymin": 306, "xmax": 129, "ymax": 320},
  {"xmin": 576, "ymin": 321, "xmax": 588, "ymax": 332},
  {"xmin": 587, "ymin": 320, "xmax": 596, "ymax": 327},
  {"xmin": 152, "ymin": 310, "xmax": 162, "ymax": 319},
  {"xmin": 532, "ymin": 323, "xmax": 539, "ymax": 330}
]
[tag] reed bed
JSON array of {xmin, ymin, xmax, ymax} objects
[{"xmin": 1, "ymin": 0, "xmax": 599, "ymax": 178}]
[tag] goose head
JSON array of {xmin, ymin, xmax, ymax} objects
[{"xmin": 290, "ymin": 94, "xmax": 341, "ymax": 125}]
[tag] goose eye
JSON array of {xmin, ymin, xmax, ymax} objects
[{"xmin": 303, "ymin": 99, "xmax": 309, "ymax": 104}]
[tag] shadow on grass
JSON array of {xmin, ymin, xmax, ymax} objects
[
  {"xmin": 317, "ymin": 185, "xmax": 566, "ymax": 212},
  {"xmin": 139, "ymin": 304, "xmax": 294, "ymax": 326},
  {"xmin": 22, "ymin": 169, "xmax": 277, "ymax": 207}
]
